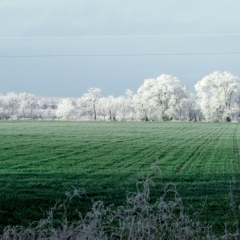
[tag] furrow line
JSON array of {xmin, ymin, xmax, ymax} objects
[{"xmin": 175, "ymin": 125, "xmax": 227, "ymax": 173}]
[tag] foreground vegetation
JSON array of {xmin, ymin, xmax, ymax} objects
[
  {"xmin": 2, "ymin": 174, "xmax": 238, "ymax": 240},
  {"xmin": 0, "ymin": 121, "xmax": 240, "ymax": 237}
]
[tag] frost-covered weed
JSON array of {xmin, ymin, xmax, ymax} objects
[{"xmin": 1, "ymin": 174, "xmax": 239, "ymax": 240}]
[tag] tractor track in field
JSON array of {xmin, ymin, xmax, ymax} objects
[
  {"xmin": 232, "ymin": 123, "xmax": 240, "ymax": 162},
  {"xmin": 156, "ymin": 126, "xmax": 211, "ymax": 159},
  {"xmin": 175, "ymin": 125, "xmax": 228, "ymax": 173},
  {"xmin": 227, "ymin": 123, "xmax": 240, "ymax": 217},
  {"xmin": 153, "ymin": 125, "xmax": 222, "ymax": 171},
  {"xmin": 231, "ymin": 123, "xmax": 240, "ymax": 177}
]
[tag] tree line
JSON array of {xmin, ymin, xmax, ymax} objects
[{"xmin": 1, "ymin": 71, "xmax": 240, "ymax": 122}]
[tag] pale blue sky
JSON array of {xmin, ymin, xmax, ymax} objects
[{"xmin": 0, "ymin": 0, "xmax": 240, "ymax": 97}]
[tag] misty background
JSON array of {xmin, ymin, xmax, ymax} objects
[{"xmin": 0, "ymin": 0, "xmax": 239, "ymax": 97}]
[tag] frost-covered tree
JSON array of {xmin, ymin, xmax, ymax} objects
[
  {"xmin": 37, "ymin": 97, "xmax": 58, "ymax": 119},
  {"xmin": 3, "ymin": 92, "xmax": 20, "ymax": 119},
  {"xmin": 82, "ymin": 88, "xmax": 101, "ymax": 120},
  {"xmin": 0, "ymin": 94, "xmax": 6, "ymax": 119},
  {"xmin": 134, "ymin": 74, "xmax": 189, "ymax": 121},
  {"xmin": 125, "ymin": 89, "xmax": 136, "ymax": 121},
  {"xmin": 113, "ymin": 96, "xmax": 129, "ymax": 121},
  {"xmin": 132, "ymin": 91, "xmax": 153, "ymax": 121},
  {"xmin": 56, "ymin": 98, "xmax": 75, "ymax": 120},
  {"xmin": 175, "ymin": 94, "xmax": 201, "ymax": 121},
  {"xmin": 195, "ymin": 71, "xmax": 240, "ymax": 121},
  {"xmin": 18, "ymin": 92, "xmax": 37, "ymax": 119},
  {"xmin": 233, "ymin": 87, "xmax": 240, "ymax": 121},
  {"xmin": 97, "ymin": 96, "xmax": 121, "ymax": 121},
  {"xmin": 97, "ymin": 97, "xmax": 108, "ymax": 121},
  {"xmin": 0, "ymin": 92, "xmax": 38, "ymax": 119},
  {"xmin": 106, "ymin": 95, "xmax": 120, "ymax": 121},
  {"xmin": 95, "ymin": 94, "xmax": 136, "ymax": 121}
]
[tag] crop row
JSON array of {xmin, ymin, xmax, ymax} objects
[{"xmin": 0, "ymin": 121, "xmax": 240, "ymax": 234}]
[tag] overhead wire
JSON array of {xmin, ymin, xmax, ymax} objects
[
  {"xmin": 0, "ymin": 33, "xmax": 239, "ymax": 58},
  {"xmin": 0, "ymin": 52, "xmax": 240, "ymax": 58},
  {"xmin": 0, "ymin": 33, "xmax": 240, "ymax": 39}
]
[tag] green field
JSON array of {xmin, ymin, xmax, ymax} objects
[{"xmin": 0, "ymin": 121, "xmax": 240, "ymax": 235}]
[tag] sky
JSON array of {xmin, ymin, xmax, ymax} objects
[{"xmin": 0, "ymin": 0, "xmax": 240, "ymax": 97}]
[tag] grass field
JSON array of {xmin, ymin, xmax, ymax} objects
[{"xmin": 0, "ymin": 121, "xmax": 240, "ymax": 235}]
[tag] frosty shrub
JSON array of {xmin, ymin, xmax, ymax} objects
[{"xmin": 1, "ymin": 174, "xmax": 239, "ymax": 240}]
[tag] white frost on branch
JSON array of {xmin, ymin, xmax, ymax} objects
[
  {"xmin": 56, "ymin": 98, "xmax": 75, "ymax": 120},
  {"xmin": 195, "ymin": 71, "xmax": 240, "ymax": 121}
]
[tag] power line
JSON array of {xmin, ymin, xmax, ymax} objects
[
  {"xmin": 1, "ymin": 33, "xmax": 240, "ymax": 39},
  {"xmin": 0, "ymin": 52, "xmax": 240, "ymax": 58}
]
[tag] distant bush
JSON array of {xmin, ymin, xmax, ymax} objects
[{"xmin": 0, "ymin": 173, "xmax": 239, "ymax": 240}]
